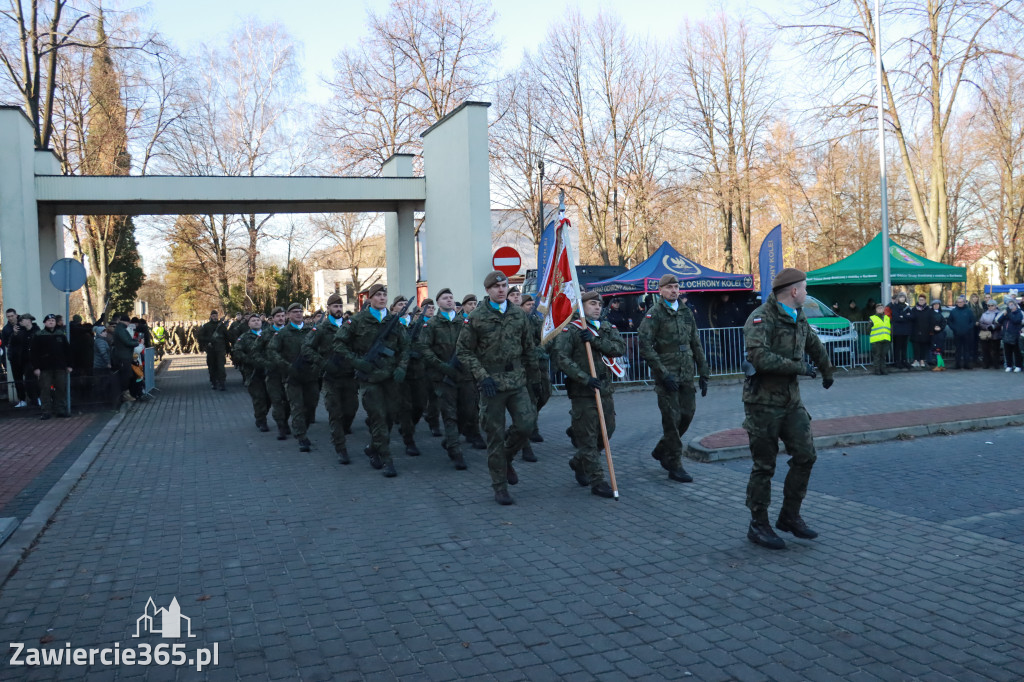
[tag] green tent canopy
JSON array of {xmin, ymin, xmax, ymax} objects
[{"xmin": 806, "ymin": 234, "xmax": 966, "ymax": 285}]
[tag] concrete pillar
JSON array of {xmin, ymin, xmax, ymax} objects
[
  {"xmin": 381, "ymin": 154, "xmax": 417, "ymax": 299},
  {"xmin": 421, "ymin": 101, "xmax": 492, "ymax": 300},
  {"xmin": 35, "ymin": 150, "xmax": 65, "ymax": 316},
  {"xmin": 0, "ymin": 107, "xmax": 44, "ymax": 317}
]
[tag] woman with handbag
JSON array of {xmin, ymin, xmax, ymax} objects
[{"xmin": 977, "ymin": 301, "xmax": 1002, "ymax": 369}]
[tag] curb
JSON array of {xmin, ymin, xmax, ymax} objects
[
  {"xmin": 0, "ymin": 408, "xmax": 126, "ymax": 586},
  {"xmin": 685, "ymin": 414, "xmax": 1024, "ymax": 463}
]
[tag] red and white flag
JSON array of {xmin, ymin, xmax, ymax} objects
[{"xmin": 537, "ymin": 216, "xmax": 582, "ymax": 346}]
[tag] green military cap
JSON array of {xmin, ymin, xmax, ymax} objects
[
  {"xmin": 420, "ymin": 298, "xmax": 434, "ymax": 307},
  {"xmin": 521, "ymin": 294, "xmax": 533, "ymax": 304},
  {"xmin": 581, "ymin": 291, "xmax": 601, "ymax": 303},
  {"xmin": 247, "ymin": 312, "xmax": 261, "ymax": 321},
  {"xmin": 771, "ymin": 267, "xmax": 806, "ymax": 292},
  {"xmin": 270, "ymin": 306, "xmax": 286, "ymax": 316},
  {"xmin": 509, "ymin": 285, "xmax": 520, "ymax": 294},
  {"xmin": 435, "ymin": 287, "xmax": 452, "ymax": 300},
  {"xmin": 659, "ymin": 274, "xmax": 678, "ymax": 287},
  {"xmin": 326, "ymin": 293, "xmax": 343, "ymax": 306},
  {"xmin": 483, "ymin": 270, "xmax": 508, "ymax": 289},
  {"xmin": 366, "ymin": 283, "xmax": 386, "ymax": 298},
  {"xmin": 461, "ymin": 294, "xmax": 477, "ymax": 305},
  {"xmin": 287, "ymin": 302, "xmax": 303, "ymax": 312},
  {"xmin": 391, "ymin": 294, "xmax": 408, "ymax": 306}
]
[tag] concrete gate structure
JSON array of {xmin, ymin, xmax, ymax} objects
[{"xmin": 0, "ymin": 101, "xmax": 492, "ymax": 317}]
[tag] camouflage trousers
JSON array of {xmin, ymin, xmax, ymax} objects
[
  {"xmin": 480, "ymin": 387, "xmax": 537, "ymax": 491},
  {"xmin": 652, "ymin": 386, "xmax": 696, "ymax": 469},
  {"xmin": 265, "ymin": 372, "xmax": 291, "ymax": 428},
  {"xmin": 205, "ymin": 349, "xmax": 226, "ymax": 384},
  {"xmin": 38, "ymin": 369, "xmax": 68, "ymax": 416},
  {"xmin": 435, "ymin": 379, "xmax": 478, "ymax": 455},
  {"xmin": 285, "ymin": 377, "xmax": 319, "ymax": 440},
  {"xmin": 362, "ymin": 382, "xmax": 395, "ymax": 464},
  {"xmin": 568, "ymin": 394, "xmax": 615, "ymax": 485},
  {"xmin": 244, "ymin": 369, "xmax": 270, "ymax": 422},
  {"xmin": 742, "ymin": 402, "xmax": 817, "ymax": 516},
  {"xmin": 397, "ymin": 376, "xmax": 432, "ymax": 443},
  {"xmin": 322, "ymin": 378, "xmax": 358, "ymax": 451}
]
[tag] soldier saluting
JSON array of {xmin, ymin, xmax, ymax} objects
[
  {"xmin": 638, "ymin": 273, "xmax": 710, "ymax": 484},
  {"xmin": 742, "ymin": 267, "xmax": 835, "ymax": 550}
]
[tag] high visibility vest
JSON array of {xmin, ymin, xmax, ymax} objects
[
  {"xmin": 869, "ymin": 314, "xmax": 891, "ymax": 343},
  {"xmin": 153, "ymin": 326, "xmax": 166, "ymax": 342}
]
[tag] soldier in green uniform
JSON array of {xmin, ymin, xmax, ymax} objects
[
  {"xmin": 553, "ymin": 291, "xmax": 625, "ymax": 498},
  {"xmin": 418, "ymin": 287, "xmax": 471, "ymax": 470},
  {"xmin": 260, "ymin": 307, "xmax": 291, "ymax": 440},
  {"xmin": 332, "ymin": 283, "xmax": 409, "ymax": 477},
  {"xmin": 507, "ymin": 286, "xmax": 537, "ymax": 463},
  {"xmin": 198, "ymin": 310, "xmax": 230, "ymax": 390},
  {"xmin": 302, "ymin": 293, "xmax": 357, "ymax": 464},
  {"xmin": 266, "ymin": 303, "xmax": 318, "ymax": 452},
  {"xmin": 415, "ymin": 298, "xmax": 443, "ymax": 438},
  {"xmin": 638, "ymin": 274, "xmax": 711, "ymax": 483},
  {"xmin": 390, "ymin": 295, "xmax": 425, "ymax": 456},
  {"xmin": 227, "ymin": 312, "xmax": 247, "ymax": 344},
  {"xmin": 742, "ymin": 268, "xmax": 835, "ymax": 550},
  {"xmin": 457, "ymin": 294, "xmax": 487, "ymax": 450},
  {"xmin": 232, "ymin": 313, "xmax": 271, "ymax": 432},
  {"xmin": 521, "ymin": 294, "xmax": 551, "ymax": 446},
  {"xmin": 456, "ymin": 271, "xmax": 539, "ymax": 506}
]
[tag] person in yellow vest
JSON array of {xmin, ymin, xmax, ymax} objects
[{"xmin": 869, "ymin": 302, "xmax": 891, "ymax": 375}]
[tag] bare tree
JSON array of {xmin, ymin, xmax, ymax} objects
[{"xmin": 309, "ymin": 213, "xmax": 385, "ymax": 295}]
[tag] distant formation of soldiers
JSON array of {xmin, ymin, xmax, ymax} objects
[{"xmin": 158, "ymin": 266, "xmax": 837, "ymax": 549}]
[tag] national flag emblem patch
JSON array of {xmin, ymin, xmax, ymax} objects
[{"xmin": 752, "ymin": 317, "xmax": 762, "ymax": 324}]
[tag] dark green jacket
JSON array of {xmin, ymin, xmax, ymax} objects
[
  {"xmin": 301, "ymin": 316, "xmax": 351, "ymax": 381},
  {"xmin": 198, "ymin": 320, "xmax": 230, "ymax": 353},
  {"xmin": 331, "ymin": 307, "xmax": 409, "ymax": 384},
  {"xmin": 456, "ymin": 297, "xmax": 538, "ymax": 392},
  {"xmin": 266, "ymin": 323, "xmax": 314, "ymax": 380},
  {"xmin": 111, "ymin": 323, "xmax": 137, "ymax": 365},
  {"xmin": 418, "ymin": 312, "xmax": 471, "ymax": 383},
  {"xmin": 553, "ymin": 320, "xmax": 625, "ymax": 399},
  {"xmin": 638, "ymin": 299, "xmax": 710, "ymax": 385},
  {"xmin": 227, "ymin": 318, "xmax": 247, "ymax": 344},
  {"xmin": 742, "ymin": 292, "xmax": 834, "ymax": 407},
  {"xmin": 232, "ymin": 329, "xmax": 264, "ymax": 380},
  {"xmin": 257, "ymin": 325, "xmax": 284, "ymax": 376}
]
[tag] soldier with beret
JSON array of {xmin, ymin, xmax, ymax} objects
[
  {"xmin": 232, "ymin": 313, "xmax": 271, "ymax": 432},
  {"xmin": 639, "ymin": 274, "xmax": 711, "ymax": 483},
  {"xmin": 198, "ymin": 310, "xmax": 230, "ymax": 390},
  {"xmin": 260, "ymin": 306, "xmax": 291, "ymax": 439},
  {"xmin": 390, "ymin": 294, "xmax": 424, "ymax": 457},
  {"xmin": 506, "ymin": 286, "xmax": 537, "ymax": 462},
  {"xmin": 332, "ymin": 283, "xmax": 410, "ymax": 477},
  {"xmin": 553, "ymin": 291, "xmax": 625, "ymax": 498},
  {"xmin": 302, "ymin": 293, "xmax": 358, "ymax": 464},
  {"xmin": 418, "ymin": 287, "xmax": 471, "ymax": 470},
  {"xmin": 742, "ymin": 267, "xmax": 835, "ymax": 549},
  {"xmin": 417, "ymin": 298, "xmax": 443, "ymax": 438},
  {"xmin": 458, "ymin": 294, "xmax": 486, "ymax": 449},
  {"xmin": 521, "ymin": 294, "xmax": 551, "ymax": 446},
  {"xmin": 456, "ymin": 271, "xmax": 539, "ymax": 505},
  {"xmin": 267, "ymin": 303, "xmax": 318, "ymax": 452}
]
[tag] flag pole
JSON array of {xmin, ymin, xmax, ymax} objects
[{"xmin": 560, "ymin": 190, "xmax": 620, "ymax": 500}]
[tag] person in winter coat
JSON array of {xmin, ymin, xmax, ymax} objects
[
  {"xmin": 946, "ymin": 295, "xmax": 976, "ymax": 369},
  {"xmin": 889, "ymin": 292, "xmax": 914, "ymax": 370},
  {"xmin": 969, "ymin": 293, "xmax": 984, "ymax": 364},
  {"xmin": 928, "ymin": 300, "xmax": 947, "ymax": 367},
  {"xmin": 908, "ymin": 294, "xmax": 933, "ymax": 367},
  {"xmin": 1000, "ymin": 299, "xmax": 1023, "ymax": 371},
  {"xmin": 31, "ymin": 314, "xmax": 72, "ymax": 419},
  {"xmin": 14, "ymin": 314, "xmax": 41, "ymax": 405},
  {"xmin": 110, "ymin": 314, "xmax": 139, "ymax": 403},
  {"xmin": 977, "ymin": 301, "xmax": 1003, "ymax": 369}
]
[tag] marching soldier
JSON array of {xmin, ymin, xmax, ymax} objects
[
  {"xmin": 507, "ymin": 286, "xmax": 537, "ymax": 463},
  {"xmin": 152, "ymin": 321, "xmax": 166, "ymax": 361},
  {"xmin": 742, "ymin": 268, "xmax": 834, "ymax": 550},
  {"xmin": 415, "ymin": 298, "xmax": 443, "ymax": 438},
  {"xmin": 521, "ymin": 294, "xmax": 551, "ymax": 446},
  {"xmin": 260, "ymin": 307, "xmax": 291, "ymax": 440},
  {"xmin": 553, "ymin": 291, "xmax": 625, "ymax": 498},
  {"xmin": 232, "ymin": 313, "xmax": 271, "ymax": 432},
  {"xmin": 198, "ymin": 310, "xmax": 230, "ymax": 390},
  {"xmin": 266, "ymin": 303, "xmax": 318, "ymax": 453},
  {"xmin": 391, "ymin": 295, "xmax": 425, "ymax": 457},
  {"xmin": 418, "ymin": 288, "xmax": 471, "ymax": 470},
  {"xmin": 457, "ymin": 294, "xmax": 486, "ymax": 450},
  {"xmin": 638, "ymin": 274, "xmax": 710, "ymax": 483},
  {"xmin": 227, "ymin": 312, "xmax": 247, "ymax": 344},
  {"xmin": 332, "ymin": 284, "xmax": 409, "ymax": 477},
  {"xmin": 456, "ymin": 271, "xmax": 539, "ymax": 506},
  {"xmin": 302, "ymin": 293, "xmax": 357, "ymax": 464}
]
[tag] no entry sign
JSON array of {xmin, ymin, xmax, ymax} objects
[{"xmin": 492, "ymin": 246, "xmax": 521, "ymax": 277}]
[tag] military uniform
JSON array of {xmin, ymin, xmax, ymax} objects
[
  {"xmin": 742, "ymin": 291, "xmax": 833, "ymax": 523},
  {"xmin": 302, "ymin": 312, "xmax": 358, "ymax": 462},
  {"xmin": 232, "ymin": 326, "xmax": 270, "ymax": 430},
  {"xmin": 456, "ymin": 289, "xmax": 539, "ymax": 500},
  {"xmin": 395, "ymin": 313, "xmax": 427, "ymax": 455},
  {"xmin": 198, "ymin": 318, "xmax": 230, "ymax": 389},
  {"xmin": 259, "ymin": 320, "xmax": 291, "ymax": 437},
  {"xmin": 266, "ymin": 316, "xmax": 318, "ymax": 449},
  {"xmin": 638, "ymin": 297, "xmax": 710, "ymax": 478},
  {"xmin": 553, "ymin": 318, "xmax": 624, "ymax": 492},
  {"xmin": 419, "ymin": 309, "xmax": 474, "ymax": 469},
  {"xmin": 332, "ymin": 303, "xmax": 409, "ymax": 472}
]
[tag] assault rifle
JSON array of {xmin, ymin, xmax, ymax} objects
[
  {"xmin": 407, "ymin": 308, "xmax": 427, "ymax": 359},
  {"xmin": 354, "ymin": 297, "xmax": 412, "ymax": 381}
]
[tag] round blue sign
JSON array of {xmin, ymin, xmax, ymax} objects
[{"xmin": 49, "ymin": 258, "xmax": 87, "ymax": 293}]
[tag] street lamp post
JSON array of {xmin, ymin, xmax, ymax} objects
[{"xmin": 875, "ymin": 0, "xmax": 892, "ymax": 304}]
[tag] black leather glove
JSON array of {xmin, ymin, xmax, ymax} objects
[
  {"xmin": 352, "ymin": 358, "xmax": 374, "ymax": 374},
  {"xmin": 699, "ymin": 376, "xmax": 708, "ymax": 397},
  {"xmin": 578, "ymin": 326, "xmax": 593, "ymax": 343},
  {"xmin": 586, "ymin": 376, "xmax": 603, "ymax": 391},
  {"xmin": 662, "ymin": 374, "xmax": 680, "ymax": 392},
  {"xmin": 478, "ymin": 376, "xmax": 498, "ymax": 398},
  {"xmin": 451, "ymin": 356, "xmax": 463, "ymax": 370},
  {"xmin": 803, "ymin": 362, "xmax": 817, "ymax": 379},
  {"xmin": 822, "ymin": 376, "xmax": 834, "ymax": 389},
  {"xmin": 392, "ymin": 367, "xmax": 406, "ymax": 384}
]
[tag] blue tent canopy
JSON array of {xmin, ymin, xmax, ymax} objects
[
  {"xmin": 587, "ymin": 241, "xmax": 754, "ymax": 295},
  {"xmin": 984, "ymin": 284, "xmax": 1024, "ymax": 294}
]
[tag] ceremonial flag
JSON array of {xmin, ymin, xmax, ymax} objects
[
  {"xmin": 758, "ymin": 224, "xmax": 783, "ymax": 302},
  {"xmin": 537, "ymin": 215, "xmax": 582, "ymax": 346},
  {"xmin": 536, "ymin": 219, "xmax": 556, "ymax": 290}
]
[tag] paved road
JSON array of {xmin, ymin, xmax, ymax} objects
[{"xmin": 0, "ymin": 357, "xmax": 1022, "ymax": 680}]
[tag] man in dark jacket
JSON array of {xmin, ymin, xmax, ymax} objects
[
  {"xmin": 947, "ymin": 295, "xmax": 976, "ymax": 369},
  {"xmin": 198, "ymin": 310, "xmax": 230, "ymax": 390},
  {"xmin": 4, "ymin": 308, "xmax": 28, "ymax": 406},
  {"xmin": 14, "ymin": 314, "xmax": 41, "ymax": 406},
  {"xmin": 889, "ymin": 292, "xmax": 913, "ymax": 370},
  {"xmin": 31, "ymin": 314, "xmax": 73, "ymax": 419},
  {"xmin": 111, "ymin": 314, "xmax": 139, "ymax": 403},
  {"xmin": 909, "ymin": 294, "xmax": 933, "ymax": 367}
]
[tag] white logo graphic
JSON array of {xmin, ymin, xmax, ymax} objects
[
  {"xmin": 662, "ymin": 254, "xmax": 701, "ymax": 276},
  {"xmin": 133, "ymin": 597, "xmax": 195, "ymax": 639}
]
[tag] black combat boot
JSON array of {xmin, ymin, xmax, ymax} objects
[
  {"xmin": 591, "ymin": 481, "xmax": 614, "ymax": 499},
  {"xmin": 276, "ymin": 424, "xmax": 288, "ymax": 441},
  {"xmin": 298, "ymin": 437, "xmax": 311, "ymax": 453},
  {"xmin": 383, "ymin": 461, "xmax": 397, "ymax": 477},
  {"xmin": 494, "ymin": 489, "xmax": 515, "ymax": 505},
  {"xmin": 667, "ymin": 466, "xmax": 694, "ymax": 483},
  {"xmin": 521, "ymin": 444, "xmax": 537, "ymax": 463},
  {"xmin": 776, "ymin": 509, "xmax": 818, "ymax": 539},
  {"xmin": 256, "ymin": 419, "xmax": 270, "ymax": 433},
  {"xmin": 365, "ymin": 445, "xmax": 383, "ymax": 470},
  {"xmin": 748, "ymin": 513, "xmax": 786, "ymax": 550},
  {"xmin": 469, "ymin": 434, "xmax": 487, "ymax": 450},
  {"xmin": 529, "ymin": 427, "xmax": 544, "ymax": 443},
  {"xmin": 404, "ymin": 439, "xmax": 421, "ymax": 456},
  {"xmin": 429, "ymin": 423, "xmax": 443, "ymax": 438},
  {"xmin": 506, "ymin": 464, "xmax": 519, "ymax": 486},
  {"xmin": 568, "ymin": 459, "xmax": 589, "ymax": 487},
  {"xmin": 566, "ymin": 427, "xmax": 577, "ymax": 448},
  {"xmin": 451, "ymin": 450, "xmax": 467, "ymax": 470},
  {"xmin": 336, "ymin": 445, "xmax": 350, "ymax": 465},
  {"xmin": 284, "ymin": 423, "xmax": 292, "ymax": 436}
]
